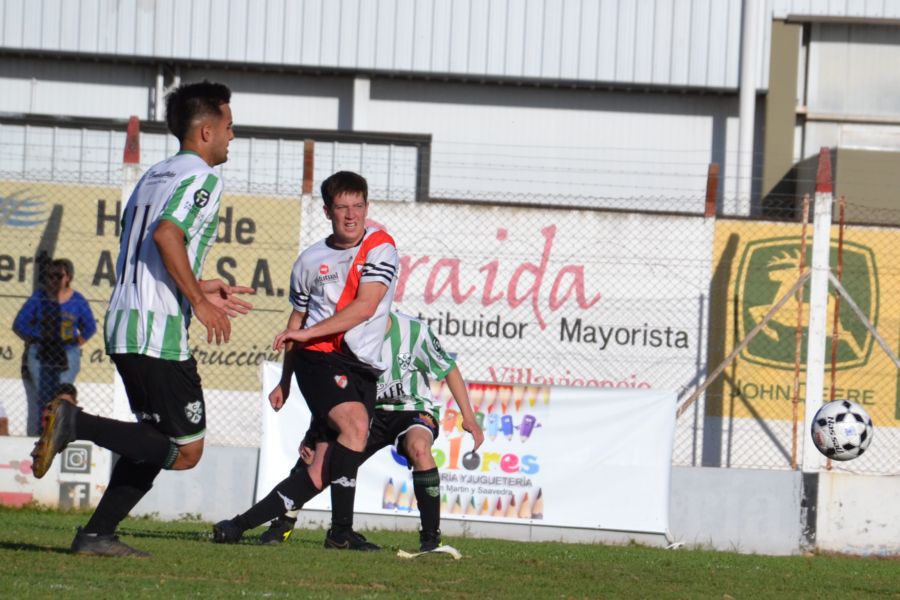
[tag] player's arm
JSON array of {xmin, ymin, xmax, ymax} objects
[
  {"xmin": 445, "ymin": 366, "xmax": 485, "ymax": 451},
  {"xmin": 269, "ymin": 310, "xmax": 306, "ymax": 411},
  {"xmin": 153, "ymin": 220, "xmax": 231, "ymax": 344},
  {"xmin": 273, "ymin": 281, "xmax": 388, "ymax": 350}
]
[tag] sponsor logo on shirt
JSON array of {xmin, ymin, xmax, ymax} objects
[
  {"xmin": 319, "ymin": 264, "xmax": 329, "ymax": 274},
  {"xmin": 193, "ymin": 189, "xmax": 210, "ymax": 208},
  {"xmin": 315, "ymin": 272, "xmax": 340, "ymax": 285},
  {"xmin": 146, "ymin": 170, "xmax": 176, "ymax": 185}
]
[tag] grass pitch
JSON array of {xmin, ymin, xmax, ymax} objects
[{"xmin": 1, "ymin": 506, "xmax": 897, "ymax": 598}]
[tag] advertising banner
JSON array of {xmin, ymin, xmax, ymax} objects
[
  {"xmin": 257, "ymin": 362, "xmax": 676, "ymax": 534},
  {"xmin": 707, "ymin": 220, "xmax": 900, "ymax": 428},
  {"xmin": 0, "ymin": 436, "xmax": 112, "ymax": 509},
  {"xmin": 298, "ymin": 198, "xmax": 713, "ymax": 393},
  {"xmin": 0, "ymin": 180, "xmax": 300, "ymax": 390}
]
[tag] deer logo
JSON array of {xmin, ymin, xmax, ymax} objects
[{"xmin": 736, "ymin": 238, "xmax": 877, "ymax": 370}]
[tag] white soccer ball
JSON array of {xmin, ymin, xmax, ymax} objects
[{"xmin": 810, "ymin": 400, "xmax": 874, "ymax": 461}]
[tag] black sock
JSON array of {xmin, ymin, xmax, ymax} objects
[
  {"xmin": 413, "ymin": 468, "xmax": 441, "ymax": 533},
  {"xmin": 76, "ymin": 412, "xmax": 178, "ymax": 469},
  {"xmin": 328, "ymin": 441, "xmax": 365, "ymax": 531},
  {"xmin": 84, "ymin": 456, "xmax": 160, "ymax": 535},
  {"xmin": 237, "ymin": 463, "xmax": 320, "ymax": 530}
]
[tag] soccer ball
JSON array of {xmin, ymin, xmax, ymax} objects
[{"xmin": 810, "ymin": 400, "xmax": 874, "ymax": 461}]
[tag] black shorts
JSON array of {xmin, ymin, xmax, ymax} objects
[
  {"xmin": 111, "ymin": 353, "xmax": 205, "ymax": 445},
  {"xmin": 292, "ymin": 349, "xmax": 378, "ymax": 421},
  {"xmin": 366, "ymin": 410, "xmax": 440, "ymax": 466},
  {"xmin": 304, "ymin": 410, "xmax": 439, "ymax": 467}
]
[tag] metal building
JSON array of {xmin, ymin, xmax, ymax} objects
[{"xmin": 1, "ymin": 0, "xmax": 898, "ymax": 216}]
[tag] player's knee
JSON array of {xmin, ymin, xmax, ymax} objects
[
  {"xmin": 405, "ymin": 439, "xmax": 435, "ymax": 469},
  {"xmin": 342, "ymin": 418, "xmax": 369, "ymax": 448},
  {"xmin": 171, "ymin": 441, "xmax": 204, "ymax": 470}
]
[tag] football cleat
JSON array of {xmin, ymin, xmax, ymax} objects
[
  {"xmin": 260, "ymin": 516, "xmax": 296, "ymax": 545},
  {"xmin": 31, "ymin": 398, "xmax": 79, "ymax": 478},
  {"xmin": 324, "ymin": 528, "xmax": 380, "ymax": 551},
  {"xmin": 71, "ymin": 527, "xmax": 149, "ymax": 558},
  {"xmin": 212, "ymin": 518, "xmax": 245, "ymax": 544},
  {"xmin": 419, "ymin": 529, "xmax": 442, "ymax": 553}
]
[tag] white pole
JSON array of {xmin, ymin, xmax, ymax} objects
[
  {"xmin": 736, "ymin": 0, "xmax": 760, "ymax": 216},
  {"xmin": 801, "ymin": 149, "xmax": 834, "ymax": 473}
]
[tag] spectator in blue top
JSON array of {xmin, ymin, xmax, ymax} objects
[{"xmin": 13, "ymin": 258, "xmax": 97, "ymax": 435}]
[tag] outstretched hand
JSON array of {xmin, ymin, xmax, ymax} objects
[
  {"xmin": 193, "ymin": 280, "xmax": 254, "ymax": 344},
  {"xmin": 201, "ymin": 279, "xmax": 255, "ymax": 317}
]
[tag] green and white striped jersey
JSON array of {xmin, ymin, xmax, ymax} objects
[
  {"xmin": 104, "ymin": 151, "xmax": 223, "ymax": 360},
  {"xmin": 376, "ymin": 312, "xmax": 456, "ymax": 419}
]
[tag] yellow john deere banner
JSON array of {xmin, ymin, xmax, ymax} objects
[
  {"xmin": 707, "ymin": 219, "xmax": 900, "ymax": 427},
  {"xmin": 0, "ymin": 180, "xmax": 300, "ymax": 390}
]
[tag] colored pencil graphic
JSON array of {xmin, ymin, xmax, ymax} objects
[
  {"xmin": 479, "ymin": 497, "xmax": 490, "ymax": 516},
  {"xmin": 469, "ymin": 383, "xmax": 485, "ymax": 413},
  {"xmin": 396, "ymin": 481, "xmax": 411, "ymax": 512},
  {"xmin": 527, "ymin": 386, "xmax": 539, "ymax": 408},
  {"xmin": 382, "ymin": 478, "xmax": 396, "ymax": 509},
  {"xmin": 442, "ymin": 408, "xmax": 458, "ymax": 434},
  {"xmin": 518, "ymin": 492, "xmax": 532, "ymax": 518},
  {"xmin": 501, "ymin": 415, "xmax": 514, "ymax": 440},
  {"xmin": 504, "ymin": 494, "xmax": 517, "ymax": 518},
  {"xmin": 440, "ymin": 493, "xmax": 449, "ymax": 514},
  {"xmin": 491, "ymin": 496, "xmax": 504, "ymax": 517},
  {"xmin": 512, "ymin": 385, "xmax": 525, "ymax": 412},
  {"xmin": 451, "ymin": 495, "xmax": 463, "ymax": 514},
  {"xmin": 474, "ymin": 411, "xmax": 485, "ymax": 430},
  {"xmin": 465, "ymin": 496, "xmax": 477, "ymax": 516},
  {"xmin": 487, "ymin": 413, "xmax": 500, "ymax": 441},
  {"xmin": 498, "ymin": 385, "xmax": 512, "ymax": 414},
  {"xmin": 410, "ymin": 490, "xmax": 418, "ymax": 513},
  {"xmin": 520, "ymin": 414, "xmax": 537, "ymax": 441},
  {"xmin": 531, "ymin": 488, "xmax": 544, "ymax": 519}
]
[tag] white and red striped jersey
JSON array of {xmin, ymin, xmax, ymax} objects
[{"xmin": 289, "ymin": 227, "xmax": 399, "ymax": 370}]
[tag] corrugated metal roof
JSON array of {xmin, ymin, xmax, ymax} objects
[{"xmin": 3, "ymin": 0, "xmax": 896, "ymax": 91}]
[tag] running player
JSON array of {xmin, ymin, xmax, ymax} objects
[{"xmin": 31, "ymin": 80, "xmax": 254, "ymax": 557}]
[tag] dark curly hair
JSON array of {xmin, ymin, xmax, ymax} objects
[{"xmin": 165, "ymin": 80, "xmax": 231, "ymax": 142}]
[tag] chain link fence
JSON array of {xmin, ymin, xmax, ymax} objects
[{"xmin": 1, "ymin": 138, "xmax": 898, "ymax": 477}]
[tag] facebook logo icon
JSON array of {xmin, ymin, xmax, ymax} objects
[{"xmin": 59, "ymin": 482, "xmax": 90, "ymax": 509}]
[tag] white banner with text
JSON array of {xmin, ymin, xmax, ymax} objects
[{"xmin": 257, "ymin": 362, "xmax": 676, "ymax": 534}]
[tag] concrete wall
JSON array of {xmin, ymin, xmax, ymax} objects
[{"xmin": 4, "ymin": 439, "xmax": 897, "ymax": 556}]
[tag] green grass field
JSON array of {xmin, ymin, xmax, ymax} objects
[{"xmin": 2, "ymin": 506, "xmax": 897, "ymax": 599}]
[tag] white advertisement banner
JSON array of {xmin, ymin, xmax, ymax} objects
[
  {"xmin": 298, "ymin": 198, "xmax": 714, "ymax": 393},
  {"xmin": 257, "ymin": 362, "xmax": 676, "ymax": 534},
  {"xmin": 0, "ymin": 435, "xmax": 112, "ymax": 510}
]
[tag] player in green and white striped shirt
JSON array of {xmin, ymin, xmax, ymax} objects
[
  {"xmin": 376, "ymin": 310, "xmax": 458, "ymax": 420},
  {"xmin": 31, "ymin": 81, "xmax": 254, "ymax": 558}
]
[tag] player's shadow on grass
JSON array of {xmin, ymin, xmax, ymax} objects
[
  {"xmin": 0, "ymin": 541, "xmax": 71, "ymax": 554},
  {"xmin": 118, "ymin": 527, "xmax": 210, "ymax": 542}
]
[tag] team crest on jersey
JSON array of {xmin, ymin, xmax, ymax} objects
[
  {"xmin": 334, "ymin": 375, "xmax": 348, "ymax": 389},
  {"xmin": 397, "ymin": 352, "xmax": 412, "ymax": 372},
  {"xmin": 185, "ymin": 401, "xmax": 203, "ymax": 424},
  {"xmin": 429, "ymin": 332, "xmax": 444, "ymax": 355},
  {"xmin": 193, "ymin": 188, "xmax": 210, "ymax": 207}
]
